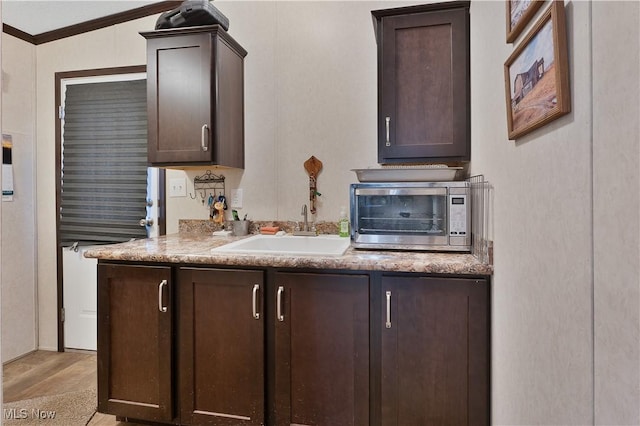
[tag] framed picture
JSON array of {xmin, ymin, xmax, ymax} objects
[
  {"xmin": 504, "ymin": 1, "xmax": 570, "ymax": 140},
  {"xmin": 506, "ymin": 0, "xmax": 544, "ymax": 43}
]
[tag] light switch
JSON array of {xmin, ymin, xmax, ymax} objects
[
  {"xmin": 169, "ymin": 178, "xmax": 187, "ymax": 197},
  {"xmin": 230, "ymin": 189, "xmax": 243, "ymax": 208}
]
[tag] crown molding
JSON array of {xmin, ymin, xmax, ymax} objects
[{"xmin": 2, "ymin": 1, "xmax": 181, "ymax": 45}]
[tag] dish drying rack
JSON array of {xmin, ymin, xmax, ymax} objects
[{"xmin": 469, "ymin": 175, "xmax": 493, "ymax": 265}]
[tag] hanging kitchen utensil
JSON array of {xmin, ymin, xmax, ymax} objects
[
  {"xmin": 208, "ymin": 193, "xmax": 215, "ymax": 220},
  {"xmin": 304, "ymin": 156, "xmax": 323, "ymax": 214},
  {"xmin": 304, "ymin": 156, "xmax": 323, "ymax": 177}
]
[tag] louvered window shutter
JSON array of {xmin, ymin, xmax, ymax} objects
[{"xmin": 60, "ymin": 79, "xmax": 148, "ymax": 246}]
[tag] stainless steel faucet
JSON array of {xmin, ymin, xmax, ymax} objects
[
  {"xmin": 293, "ymin": 204, "xmax": 316, "ymax": 236},
  {"xmin": 301, "ymin": 204, "xmax": 308, "ymax": 231}
]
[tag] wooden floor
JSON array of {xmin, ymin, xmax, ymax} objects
[{"xmin": 2, "ymin": 350, "xmax": 139, "ymax": 425}]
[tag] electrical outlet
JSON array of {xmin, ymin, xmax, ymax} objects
[
  {"xmin": 169, "ymin": 178, "xmax": 187, "ymax": 197},
  {"xmin": 230, "ymin": 189, "xmax": 243, "ymax": 208}
]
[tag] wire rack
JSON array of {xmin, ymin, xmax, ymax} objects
[{"xmin": 468, "ymin": 175, "xmax": 494, "ymax": 264}]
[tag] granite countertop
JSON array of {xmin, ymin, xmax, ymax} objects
[{"xmin": 84, "ymin": 232, "xmax": 493, "ymax": 276}]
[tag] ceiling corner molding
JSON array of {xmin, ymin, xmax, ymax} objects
[
  {"xmin": 3, "ymin": 1, "xmax": 181, "ymax": 46},
  {"xmin": 3, "ymin": 23, "xmax": 37, "ymax": 44}
]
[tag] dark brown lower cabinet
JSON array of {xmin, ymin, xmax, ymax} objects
[
  {"xmin": 178, "ymin": 267, "xmax": 265, "ymax": 426},
  {"xmin": 380, "ymin": 275, "xmax": 489, "ymax": 425},
  {"xmin": 97, "ymin": 263, "xmax": 489, "ymax": 426},
  {"xmin": 97, "ymin": 263, "xmax": 173, "ymax": 423},
  {"xmin": 273, "ymin": 272, "xmax": 370, "ymax": 426}
]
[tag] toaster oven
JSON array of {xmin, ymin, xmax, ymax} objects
[{"xmin": 350, "ymin": 181, "xmax": 470, "ymax": 252}]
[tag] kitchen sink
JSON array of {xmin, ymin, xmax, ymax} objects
[{"xmin": 212, "ymin": 234, "xmax": 351, "ymax": 257}]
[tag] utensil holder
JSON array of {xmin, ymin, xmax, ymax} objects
[{"xmin": 231, "ymin": 220, "xmax": 249, "ymax": 236}]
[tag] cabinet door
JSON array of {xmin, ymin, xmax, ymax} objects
[
  {"xmin": 97, "ymin": 263, "xmax": 173, "ymax": 423},
  {"xmin": 178, "ymin": 268, "xmax": 265, "ymax": 426},
  {"xmin": 144, "ymin": 27, "xmax": 246, "ymax": 168},
  {"xmin": 273, "ymin": 272, "xmax": 370, "ymax": 426},
  {"xmin": 147, "ymin": 33, "xmax": 213, "ymax": 164},
  {"xmin": 380, "ymin": 275, "xmax": 489, "ymax": 425},
  {"xmin": 377, "ymin": 5, "xmax": 470, "ymax": 163}
]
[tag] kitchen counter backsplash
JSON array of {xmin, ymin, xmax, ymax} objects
[{"xmin": 179, "ymin": 219, "xmax": 339, "ymax": 235}]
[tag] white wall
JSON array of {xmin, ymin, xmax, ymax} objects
[
  {"xmin": 1, "ymin": 34, "xmax": 37, "ymax": 362},
  {"xmin": 592, "ymin": 2, "xmax": 640, "ymax": 424},
  {"xmin": 471, "ymin": 0, "xmax": 640, "ymax": 423},
  {"xmin": 471, "ymin": 1, "xmax": 594, "ymax": 422},
  {"xmin": 2, "ymin": 0, "xmax": 637, "ymax": 422}
]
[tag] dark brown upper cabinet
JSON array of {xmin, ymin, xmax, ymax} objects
[
  {"xmin": 372, "ymin": 2, "xmax": 470, "ymax": 164},
  {"xmin": 141, "ymin": 25, "xmax": 247, "ymax": 168}
]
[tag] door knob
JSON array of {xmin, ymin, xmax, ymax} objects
[{"xmin": 139, "ymin": 218, "xmax": 154, "ymax": 227}]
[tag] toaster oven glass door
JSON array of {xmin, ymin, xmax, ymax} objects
[{"xmin": 355, "ymin": 187, "xmax": 448, "ymax": 246}]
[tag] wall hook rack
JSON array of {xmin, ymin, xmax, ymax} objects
[{"xmin": 190, "ymin": 170, "xmax": 226, "ymax": 201}]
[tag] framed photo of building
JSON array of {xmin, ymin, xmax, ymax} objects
[
  {"xmin": 506, "ymin": 0, "xmax": 544, "ymax": 43},
  {"xmin": 504, "ymin": 1, "xmax": 570, "ymax": 140}
]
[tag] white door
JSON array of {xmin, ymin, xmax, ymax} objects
[
  {"xmin": 63, "ymin": 168, "xmax": 158, "ymax": 350},
  {"xmin": 146, "ymin": 167, "xmax": 160, "ymax": 238},
  {"xmin": 62, "ymin": 245, "xmax": 98, "ymax": 350},
  {"xmin": 61, "ymin": 73, "xmax": 157, "ymax": 351},
  {"xmin": 62, "ymin": 168, "xmax": 159, "ymax": 351}
]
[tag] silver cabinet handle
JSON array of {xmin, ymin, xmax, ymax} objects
[
  {"xmin": 158, "ymin": 280, "xmax": 168, "ymax": 313},
  {"xmin": 385, "ymin": 117, "xmax": 391, "ymax": 147},
  {"xmin": 252, "ymin": 284, "xmax": 260, "ymax": 320},
  {"xmin": 277, "ymin": 286, "xmax": 284, "ymax": 322},
  {"xmin": 385, "ymin": 291, "xmax": 391, "ymax": 328},
  {"xmin": 201, "ymin": 124, "xmax": 209, "ymax": 152}
]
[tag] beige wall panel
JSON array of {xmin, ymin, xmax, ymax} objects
[
  {"xmin": 592, "ymin": 2, "xmax": 640, "ymax": 424},
  {"xmin": 470, "ymin": 1, "xmax": 594, "ymax": 423},
  {"xmin": 273, "ymin": 1, "xmax": 382, "ymax": 219},
  {"xmin": 1, "ymin": 34, "xmax": 37, "ymax": 361}
]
